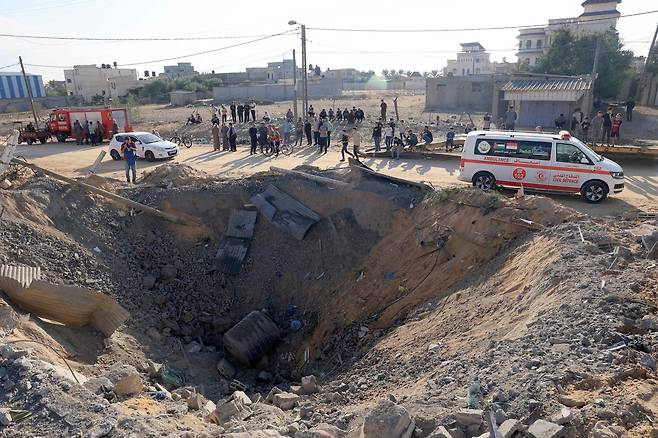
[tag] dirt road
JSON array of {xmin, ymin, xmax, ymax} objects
[{"xmin": 14, "ymin": 141, "xmax": 657, "ymax": 217}]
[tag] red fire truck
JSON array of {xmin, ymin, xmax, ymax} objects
[{"xmin": 47, "ymin": 107, "xmax": 132, "ymax": 143}]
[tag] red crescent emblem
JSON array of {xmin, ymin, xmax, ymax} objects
[{"xmin": 512, "ymin": 168, "xmax": 526, "ymax": 180}]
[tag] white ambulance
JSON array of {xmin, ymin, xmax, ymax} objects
[{"xmin": 458, "ymin": 130, "xmax": 624, "ymax": 203}]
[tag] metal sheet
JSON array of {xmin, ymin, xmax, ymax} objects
[
  {"xmin": 216, "ymin": 237, "xmax": 250, "ymax": 275},
  {"xmin": 251, "ymin": 185, "xmax": 320, "ymax": 241}
]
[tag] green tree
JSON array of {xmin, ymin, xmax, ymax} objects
[
  {"xmin": 382, "ymin": 69, "xmax": 390, "ymax": 77},
  {"xmin": 532, "ymin": 29, "xmax": 634, "ymax": 98},
  {"xmin": 45, "ymin": 79, "xmax": 66, "ymax": 97}
]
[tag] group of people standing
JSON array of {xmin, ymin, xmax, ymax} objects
[
  {"xmin": 72, "ymin": 119, "xmax": 118, "ymax": 146},
  {"xmin": 211, "ymin": 101, "xmax": 257, "ymax": 125}
]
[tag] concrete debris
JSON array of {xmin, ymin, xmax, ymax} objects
[
  {"xmin": 427, "ymin": 425, "xmax": 454, "ymax": 438},
  {"xmin": 216, "ymin": 357, "xmax": 236, "ymax": 379},
  {"xmin": 590, "ymin": 422, "xmax": 618, "ymax": 438},
  {"xmin": 527, "ymin": 419, "xmax": 564, "ymax": 438},
  {"xmin": 0, "ymin": 408, "xmax": 12, "ymax": 426},
  {"xmin": 272, "ymin": 392, "xmax": 299, "ymax": 411},
  {"xmin": 205, "ymin": 397, "xmax": 252, "ymax": 426},
  {"xmin": 105, "ymin": 365, "xmax": 143, "ymax": 396},
  {"xmin": 498, "ymin": 419, "xmax": 521, "ymax": 438},
  {"xmin": 557, "ymin": 394, "xmax": 587, "ymax": 408},
  {"xmin": 361, "ymin": 399, "xmax": 415, "ymax": 438},
  {"xmin": 0, "ymin": 179, "xmax": 11, "ymax": 190},
  {"xmin": 454, "ymin": 408, "xmax": 483, "ymax": 427},
  {"xmin": 301, "ymin": 375, "xmax": 319, "ymax": 394},
  {"xmin": 187, "ymin": 393, "xmax": 207, "ymax": 410},
  {"xmin": 232, "ymin": 390, "xmax": 253, "ymax": 407}
]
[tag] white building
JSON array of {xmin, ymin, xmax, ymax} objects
[
  {"xmin": 517, "ymin": 0, "xmax": 622, "ymax": 66},
  {"xmin": 444, "ymin": 43, "xmax": 494, "ymax": 77},
  {"xmin": 64, "ymin": 64, "xmax": 138, "ymax": 103},
  {"xmin": 323, "ymin": 68, "xmax": 360, "ymax": 81},
  {"xmin": 161, "ymin": 62, "xmax": 198, "ymax": 79}
]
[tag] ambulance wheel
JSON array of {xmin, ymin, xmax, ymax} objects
[
  {"xmin": 110, "ymin": 149, "xmax": 121, "ymax": 161},
  {"xmin": 581, "ymin": 180, "xmax": 608, "ymax": 203},
  {"xmin": 145, "ymin": 151, "xmax": 155, "ymax": 162},
  {"xmin": 26, "ymin": 138, "xmax": 34, "ymax": 145},
  {"xmin": 472, "ymin": 171, "xmax": 496, "ymax": 191},
  {"xmin": 56, "ymin": 133, "xmax": 67, "ymax": 142}
]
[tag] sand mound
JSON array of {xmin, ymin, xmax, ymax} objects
[{"xmin": 141, "ymin": 163, "xmax": 210, "ymax": 187}]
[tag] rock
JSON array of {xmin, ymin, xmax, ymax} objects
[
  {"xmin": 639, "ymin": 353, "xmax": 657, "ymax": 370},
  {"xmin": 232, "ymin": 391, "xmax": 252, "ymax": 406},
  {"xmin": 206, "ymin": 398, "xmax": 252, "ymax": 425},
  {"xmin": 590, "ymin": 422, "xmax": 617, "ymax": 438},
  {"xmin": 454, "ymin": 409, "xmax": 483, "ymax": 428},
  {"xmin": 223, "ymin": 310, "xmax": 282, "ymax": 367},
  {"xmin": 272, "ymin": 392, "xmax": 299, "ymax": 411},
  {"xmin": 187, "ymin": 393, "xmax": 207, "ymax": 410},
  {"xmin": 499, "ymin": 419, "xmax": 521, "ymax": 438},
  {"xmin": 83, "ymin": 376, "xmax": 113, "ymax": 395},
  {"xmin": 527, "ymin": 419, "xmax": 564, "ymax": 438},
  {"xmin": 551, "ymin": 407, "xmax": 572, "ymax": 425},
  {"xmin": 104, "ymin": 365, "xmax": 143, "ymax": 396},
  {"xmin": 302, "ymin": 423, "xmax": 348, "ymax": 437},
  {"xmin": 290, "ymin": 385, "xmax": 303, "ymax": 395},
  {"xmin": 361, "ymin": 399, "xmax": 415, "ymax": 438},
  {"xmin": 428, "ymin": 426, "xmax": 454, "ymax": 438},
  {"xmin": 0, "ymin": 179, "xmax": 12, "ymax": 190},
  {"xmin": 217, "ymin": 358, "xmax": 236, "ymax": 379},
  {"xmin": 142, "ymin": 275, "xmax": 156, "ymax": 289},
  {"xmin": 301, "ymin": 375, "xmax": 319, "ymax": 394},
  {"xmin": 557, "ymin": 394, "xmax": 587, "ymax": 408},
  {"xmin": 160, "ymin": 265, "xmax": 177, "ymax": 281},
  {"xmin": 0, "ymin": 408, "xmax": 11, "ymax": 426}
]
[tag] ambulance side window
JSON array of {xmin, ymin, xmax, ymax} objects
[
  {"xmin": 475, "ymin": 139, "xmax": 551, "ymax": 161},
  {"xmin": 556, "ymin": 143, "xmax": 592, "ymax": 165}
]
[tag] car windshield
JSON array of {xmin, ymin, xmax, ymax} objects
[
  {"xmin": 136, "ymin": 133, "xmax": 162, "ymax": 144},
  {"xmin": 573, "ymin": 138, "xmax": 603, "ymax": 162}
]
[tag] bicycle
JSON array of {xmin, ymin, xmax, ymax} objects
[{"xmin": 170, "ymin": 131, "xmax": 193, "ymax": 148}]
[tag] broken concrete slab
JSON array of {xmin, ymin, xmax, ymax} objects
[
  {"xmin": 527, "ymin": 419, "xmax": 564, "ymax": 438},
  {"xmin": 427, "ymin": 425, "xmax": 454, "ymax": 438},
  {"xmin": 216, "ymin": 237, "xmax": 250, "ymax": 275},
  {"xmin": 251, "ymin": 184, "xmax": 321, "ymax": 240},
  {"xmin": 0, "ymin": 264, "xmax": 129, "ymax": 337},
  {"xmin": 301, "ymin": 375, "xmax": 319, "ymax": 394},
  {"xmin": 216, "ymin": 357, "xmax": 236, "ymax": 379},
  {"xmin": 361, "ymin": 399, "xmax": 415, "ymax": 438},
  {"xmin": 272, "ymin": 392, "xmax": 299, "ymax": 411},
  {"xmin": 454, "ymin": 408, "xmax": 483, "ymax": 427},
  {"xmin": 104, "ymin": 365, "xmax": 143, "ymax": 396},
  {"xmin": 205, "ymin": 397, "xmax": 253, "ymax": 425},
  {"xmin": 223, "ymin": 310, "xmax": 281, "ymax": 367},
  {"xmin": 499, "ymin": 419, "xmax": 521, "ymax": 438},
  {"xmin": 226, "ymin": 210, "xmax": 258, "ymax": 239}
]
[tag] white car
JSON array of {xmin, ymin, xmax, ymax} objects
[
  {"xmin": 109, "ymin": 132, "xmax": 179, "ymax": 162},
  {"xmin": 458, "ymin": 130, "xmax": 624, "ymax": 203}
]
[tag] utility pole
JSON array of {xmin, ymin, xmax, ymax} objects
[
  {"xmin": 292, "ymin": 49, "xmax": 298, "ymax": 122},
  {"xmin": 19, "ymin": 56, "xmax": 39, "ymax": 129},
  {"xmin": 645, "ymin": 24, "xmax": 658, "ymax": 71},
  {"xmin": 591, "ymin": 37, "xmax": 601, "ymax": 78},
  {"xmin": 301, "ymin": 24, "xmax": 309, "ymax": 121}
]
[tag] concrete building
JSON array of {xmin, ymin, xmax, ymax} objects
[
  {"xmin": 324, "ymin": 68, "xmax": 360, "ymax": 81},
  {"xmin": 517, "ymin": 0, "xmax": 621, "ymax": 66},
  {"xmin": 444, "ymin": 43, "xmax": 494, "ymax": 77},
  {"xmin": 425, "ymin": 75, "xmax": 495, "ymax": 112},
  {"xmin": 64, "ymin": 64, "xmax": 138, "ymax": 103},
  {"xmin": 499, "ymin": 76, "xmax": 594, "ymax": 128},
  {"xmin": 161, "ymin": 62, "xmax": 197, "ymax": 79},
  {"xmin": 169, "ymin": 90, "xmax": 197, "ymax": 106},
  {"xmin": 0, "ymin": 72, "xmax": 46, "ymax": 100}
]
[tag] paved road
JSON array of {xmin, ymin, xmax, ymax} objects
[{"xmin": 14, "ymin": 141, "xmax": 658, "ymax": 217}]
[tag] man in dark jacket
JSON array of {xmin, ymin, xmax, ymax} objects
[
  {"xmin": 228, "ymin": 123, "xmax": 237, "ymax": 151},
  {"xmin": 304, "ymin": 119, "xmax": 312, "ymax": 146},
  {"xmin": 258, "ymin": 122, "xmax": 268, "ymax": 153},
  {"xmin": 230, "ymin": 102, "xmax": 237, "ymax": 123},
  {"xmin": 248, "ymin": 122, "xmax": 258, "ymax": 155}
]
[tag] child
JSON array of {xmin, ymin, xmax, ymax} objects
[
  {"xmin": 611, "ymin": 114, "xmax": 622, "ymax": 146},
  {"xmin": 580, "ymin": 117, "xmax": 591, "ymax": 143},
  {"xmin": 446, "ymin": 128, "xmax": 455, "ymax": 152}
]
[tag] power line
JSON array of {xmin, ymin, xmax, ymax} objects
[
  {"xmin": 0, "ymin": 63, "xmax": 19, "ymax": 70},
  {"xmin": 0, "ymin": 30, "xmax": 297, "ymax": 42},
  {"xmin": 307, "ymin": 9, "xmax": 658, "ymax": 33},
  {"xmin": 22, "ymin": 30, "xmax": 296, "ymax": 69}
]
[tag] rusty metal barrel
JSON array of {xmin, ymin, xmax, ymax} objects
[{"xmin": 223, "ymin": 310, "xmax": 281, "ymax": 367}]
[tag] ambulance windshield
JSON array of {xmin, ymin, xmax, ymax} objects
[{"xmin": 573, "ymin": 138, "xmax": 603, "ymax": 162}]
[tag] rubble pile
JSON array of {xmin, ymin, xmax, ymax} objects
[{"xmin": 0, "ymin": 164, "xmax": 656, "ymax": 437}]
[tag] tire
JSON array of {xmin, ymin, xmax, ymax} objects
[
  {"xmin": 280, "ymin": 144, "xmax": 293, "ymax": 156},
  {"xmin": 262, "ymin": 144, "xmax": 274, "ymax": 157},
  {"xmin": 182, "ymin": 138, "xmax": 193, "ymax": 148},
  {"xmin": 581, "ymin": 180, "xmax": 608, "ymax": 203},
  {"xmin": 26, "ymin": 138, "xmax": 34, "ymax": 145},
  {"xmin": 56, "ymin": 133, "xmax": 67, "ymax": 143},
  {"xmin": 145, "ymin": 150, "xmax": 156, "ymax": 162},
  {"xmin": 39, "ymin": 137, "xmax": 47, "ymax": 144},
  {"xmin": 170, "ymin": 136, "xmax": 181, "ymax": 146},
  {"xmin": 472, "ymin": 171, "xmax": 496, "ymax": 191},
  {"xmin": 110, "ymin": 149, "xmax": 121, "ymax": 161}
]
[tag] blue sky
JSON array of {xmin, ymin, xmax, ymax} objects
[{"xmin": 0, "ymin": 0, "xmax": 655, "ymax": 80}]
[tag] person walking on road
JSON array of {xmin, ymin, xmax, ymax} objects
[
  {"xmin": 351, "ymin": 127, "xmax": 362, "ymax": 161},
  {"xmin": 339, "ymin": 129, "xmax": 353, "ymax": 162},
  {"xmin": 228, "ymin": 122, "xmax": 237, "ymax": 151},
  {"xmin": 120, "ymin": 136, "xmax": 137, "ymax": 183},
  {"xmin": 212, "ymin": 123, "xmax": 220, "ymax": 151}
]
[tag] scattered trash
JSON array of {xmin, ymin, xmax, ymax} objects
[
  {"xmin": 153, "ymin": 391, "xmax": 167, "ymax": 401},
  {"xmin": 356, "ymin": 271, "xmax": 365, "ymax": 282},
  {"xmin": 385, "ymin": 271, "xmax": 395, "ymax": 281},
  {"xmin": 398, "ymin": 285, "xmax": 409, "ymax": 294},
  {"xmin": 159, "ymin": 363, "xmax": 185, "ymax": 389},
  {"xmin": 10, "ymin": 409, "xmax": 32, "ymax": 423}
]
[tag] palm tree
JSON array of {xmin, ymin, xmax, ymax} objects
[
  {"xmin": 430, "ymin": 69, "xmax": 439, "ymax": 77},
  {"xmin": 382, "ymin": 69, "xmax": 389, "ymax": 77}
]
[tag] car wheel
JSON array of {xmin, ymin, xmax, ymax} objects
[
  {"xmin": 145, "ymin": 150, "xmax": 156, "ymax": 162},
  {"xmin": 110, "ymin": 149, "xmax": 121, "ymax": 161},
  {"xmin": 581, "ymin": 180, "xmax": 608, "ymax": 203},
  {"xmin": 472, "ymin": 171, "xmax": 496, "ymax": 191},
  {"xmin": 26, "ymin": 138, "xmax": 33, "ymax": 145}
]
